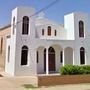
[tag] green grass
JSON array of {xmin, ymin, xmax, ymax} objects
[{"xmin": 23, "ymin": 84, "xmax": 37, "ymax": 90}]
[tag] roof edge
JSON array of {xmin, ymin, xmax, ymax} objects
[{"xmin": 0, "ymin": 24, "xmax": 11, "ymax": 30}]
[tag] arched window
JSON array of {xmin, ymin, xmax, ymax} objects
[
  {"xmin": 79, "ymin": 21, "xmax": 84, "ymax": 37},
  {"xmin": 22, "ymin": 16, "xmax": 29, "ymax": 35},
  {"xmin": 48, "ymin": 26, "xmax": 51, "ymax": 36},
  {"xmin": 21, "ymin": 45, "xmax": 28, "ymax": 65},
  {"xmin": 13, "ymin": 17, "xmax": 15, "ymax": 34},
  {"xmin": 54, "ymin": 30, "xmax": 57, "ymax": 36},
  {"xmin": 42, "ymin": 29, "xmax": 44, "ymax": 35},
  {"xmin": 80, "ymin": 47, "xmax": 85, "ymax": 64},
  {"xmin": 8, "ymin": 46, "xmax": 10, "ymax": 63}
]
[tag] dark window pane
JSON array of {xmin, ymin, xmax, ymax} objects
[
  {"xmin": 80, "ymin": 47, "xmax": 85, "ymax": 64},
  {"xmin": 79, "ymin": 21, "xmax": 84, "ymax": 37},
  {"xmin": 42, "ymin": 29, "xmax": 44, "ymax": 35},
  {"xmin": 37, "ymin": 51, "xmax": 39, "ymax": 63},
  {"xmin": 55, "ymin": 30, "xmax": 57, "ymax": 36},
  {"xmin": 21, "ymin": 46, "xmax": 28, "ymax": 65},
  {"xmin": 13, "ymin": 17, "xmax": 15, "ymax": 34},
  {"xmin": 22, "ymin": 16, "xmax": 29, "ymax": 35},
  {"xmin": 48, "ymin": 26, "xmax": 51, "ymax": 36},
  {"xmin": 60, "ymin": 51, "xmax": 63, "ymax": 63},
  {"xmin": 1, "ymin": 37, "xmax": 3, "ymax": 53},
  {"xmin": 8, "ymin": 46, "xmax": 10, "ymax": 63}
]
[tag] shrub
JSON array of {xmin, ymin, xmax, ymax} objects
[{"xmin": 59, "ymin": 65, "xmax": 90, "ymax": 75}]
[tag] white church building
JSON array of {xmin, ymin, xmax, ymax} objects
[{"xmin": 5, "ymin": 6, "xmax": 90, "ymax": 76}]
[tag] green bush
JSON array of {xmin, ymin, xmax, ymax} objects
[{"xmin": 59, "ymin": 65, "xmax": 90, "ymax": 75}]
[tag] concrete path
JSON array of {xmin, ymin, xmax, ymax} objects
[
  {"xmin": 0, "ymin": 77, "xmax": 24, "ymax": 90},
  {"xmin": 35, "ymin": 84, "xmax": 90, "ymax": 90},
  {"xmin": 0, "ymin": 77, "xmax": 89, "ymax": 90},
  {"xmin": 0, "ymin": 71, "xmax": 37, "ymax": 90},
  {"xmin": 0, "ymin": 71, "xmax": 90, "ymax": 90}
]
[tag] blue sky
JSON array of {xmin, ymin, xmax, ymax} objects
[{"xmin": 0, "ymin": 0, "xmax": 90, "ymax": 27}]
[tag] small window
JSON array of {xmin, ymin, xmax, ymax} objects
[
  {"xmin": 8, "ymin": 46, "xmax": 10, "ymax": 63},
  {"xmin": 13, "ymin": 17, "xmax": 15, "ymax": 34},
  {"xmin": 1, "ymin": 37, "xmax": 3, "ymax": 53},
  {"xmin": 21, "ymin": 45, "xmax": 28, "ymax": 65},
  {"xmin": 37, "ymin": 51, "xmax": 39, "ymax": 63},
  {"xmin": 79, "ymin": 21, "xmax": 84, "ymax": 37},
  {"xmin": 60, "ymin": 51, "xmax": 63, "ymax": 63},
  {"xmin": 42, "ymin": 29, "xmax": 44, "ymax": 35},
  {"xmin": 48, "ymin": 26, "xmax": 51, "ymax": 36},
  {"xmin": 80, "ymin": 47, "xmax": 85, "ymax": 64},
  {"xmin": 55, "ymin": 30, "xmax": 57, "ymax": 36},
  {"xmin": 22, "ymin": 16, "xmax": 29, "ymax": 35}
]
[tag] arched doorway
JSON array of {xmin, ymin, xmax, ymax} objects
[
  {"xmin": 49, "ymin": 47, "xmax": 56, "ymax": 71},
  {"xmin": 44, "ymin": 47, "xmax": 56, "ymax": 72}
]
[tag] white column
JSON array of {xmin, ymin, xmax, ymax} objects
[
  {"xmin": 32, "ymin": 49, "xmax": 37, "ymax": 75},
  {"xmin": 46, "ymin": 47, "xmax": 49, "ymax": 75},
  {"xmin": 63, "ymin": 49, "xmax": 65, "ymax": 66},
  {"xmin": 73, "ymin": 49, "xmax": 75, "ymax": 65}
]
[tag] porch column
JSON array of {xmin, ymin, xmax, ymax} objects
[
  {"xmin": 63, "ymin": 49, "xmax": 65, "ymax": 66},
  {"xmin": 46, "ymin": 47, "xmax": 49, "ymax": 75},
  {"xmin": 73, "ymin": 49, "xmax": 75, "ymax": 65},
  {"xmin": 31, "ymin": 49, "xmax": 37, "ymax": 75}
]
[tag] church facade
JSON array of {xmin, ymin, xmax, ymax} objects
[{"xmin": 2, "ymin": 6, "xmax": 90, "ymax": 76}]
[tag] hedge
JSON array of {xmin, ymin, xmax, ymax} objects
[{"xmin": 59, "ymin": 65, "xmax": 90, "ymax": 75}]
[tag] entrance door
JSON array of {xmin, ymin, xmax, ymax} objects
[
  {"xmin": 49, "ymin": 47, "xmax": 55, "ymax": 71},
  {"xmin": 44, "ymin": 47, "xmax": 55, "ymax": 72}
]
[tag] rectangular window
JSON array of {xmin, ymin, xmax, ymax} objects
[
  {"xmin": 1, "ymin": 37, "xmax": 3, "ymax": 54},
  {"xmin": 42, "ymin": 29, "xmax": 44, "ymax": 35},
  {"xmin": 37, "ymin": 51, "xmax": 39, "ymax": 63},
  {"xmin": 48, "ymin": 26, "xmax": 51, "ymax": 36},
  {"xmin": 60, "ymin": 51, "xmax": 63, "ymax": 63},
  {"xmin": 55, "ymin": 30, "xmax": 57, "ymax": 36},
  {"xmin": 8, "ymin": 46, "xmax": 10, "ymax": 63},
  {"xmin": 48, "ymin": 29, "xmax": 51, "ymax": 36}
]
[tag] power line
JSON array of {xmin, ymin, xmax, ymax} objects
[
  {"xmin": 15, "ymin": 0, "xmax": 60, "ymax": 26},
  {"xmin": 0, "ymin": 0, "xmax": 60, "ymax": 51},
  {"xmin": 14, "ymin": 0, "xmax": 60, "ymax": 45}
]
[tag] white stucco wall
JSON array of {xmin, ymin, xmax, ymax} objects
[{"xmin": 5, "ymin": 6, "xmax": 90, "ymax": 76}]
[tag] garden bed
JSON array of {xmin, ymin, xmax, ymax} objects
[{"xmin": 38, "ymin": 74, "xmax": 90, "ymax": 86}]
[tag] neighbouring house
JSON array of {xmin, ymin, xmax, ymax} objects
[{"xmin": 0, "ymin": 6, "xmax": 90, "ymax": 76}]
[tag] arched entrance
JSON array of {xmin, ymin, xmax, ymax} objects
[
  {"xmin": 44, "ymin": 47, "xmax": 56, "ymax": 72},
  {"xmin": 48, "ymin": 47, "xmax": 56, "ymax": 71}
]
